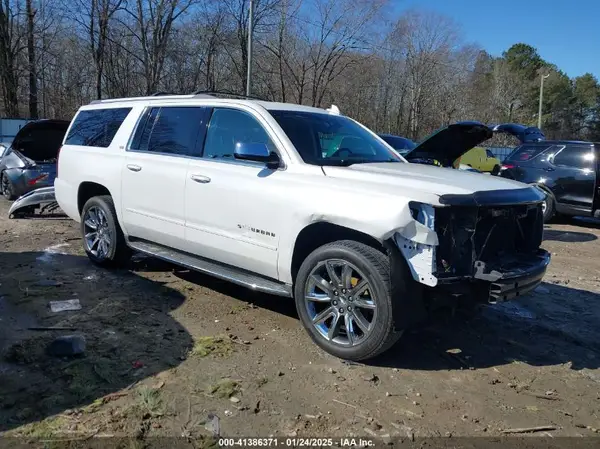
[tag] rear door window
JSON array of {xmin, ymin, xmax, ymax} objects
[
  {"xmin": 65, "ymin": 108, "xmax": 131, "ymax": 148},
  {"xmin": 506, "ymin": 144, "xmax": 552, "ymax": 162},
  {"xmin": 130, "ymin": 107, "xmax": 208, "ymax": 156},
  {"xmin": 552, "ymin": 145, "xmax": 595, "ymax": 169}
]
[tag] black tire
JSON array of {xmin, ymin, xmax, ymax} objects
[
  {"xmin": 81, "ymin": 195, "xmax": 131, "ymax": 267},
  {"xmin": 294, "ymin": 240, "xmax": 405, "ymax": 361},
  {"xmin": 542, "ymin": 193, "xmax": 555, "ymax": 223},
  {"xmin": 491, "ymin": 164, "xmax": 501, "ymax": 176},
  {"xmin": 1, "ymin": 173, "xmax": 17, "ymax": 200}
]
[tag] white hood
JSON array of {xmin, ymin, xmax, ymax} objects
[{"xmin": 322, "ymin": 162, "xmax": 527, "ymax": 197}]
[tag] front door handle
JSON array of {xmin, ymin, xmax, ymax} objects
[
  {"xmin": 191, "ymin": 174, "xmax": 211, "ymax": 184},
  {"xmin": 127, "ymin": 164, "xmax": 142, "ymax": 172}
]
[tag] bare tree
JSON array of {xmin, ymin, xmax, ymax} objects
[
  {"xmin": 26, "ymin": 0, "xmax": 37, "ymax": 117},
  {"xmin": 0, "ymin": 0, "xmax": 23, "ymax": 117},
  {"xmin": 123, "ymin": 0, "xmax": 196, "ymax": 95}
]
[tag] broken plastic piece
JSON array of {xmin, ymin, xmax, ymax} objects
[{"xmin": 49, "ymin": 299, "xmax": 82, "ymax": 312}]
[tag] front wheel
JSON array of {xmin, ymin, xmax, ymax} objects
[
  {"xmin": 81, "ymin": 195, "xmax": 131, "ymax": 267},
  {"xmin": 294, "ymin": 240, "xmax": 404, "ymax": 361}
]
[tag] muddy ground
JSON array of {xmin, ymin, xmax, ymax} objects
[{"xmin": 1, "ymin": 198, "xmax": 600, "ymax": 445}]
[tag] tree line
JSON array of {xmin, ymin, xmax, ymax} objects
[{"xmin": 1, "ymin": 0, "xmax": 599, "ymax": 142}]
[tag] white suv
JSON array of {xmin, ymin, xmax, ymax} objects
[{"xmin": 55, "ymin": 94, "xmax": 550, "ymax": 361}]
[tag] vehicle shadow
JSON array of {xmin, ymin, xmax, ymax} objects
[
  {"xmin": 0, "ymin": 251, "xmax": 192, "ymax": 435},
  {"xmin": 372, "ymin": 282, "xmax": 600, "ymax": 371},
  {"xmin": 543, "ymin": 229, "xmax": 598, "ymax": 242}
]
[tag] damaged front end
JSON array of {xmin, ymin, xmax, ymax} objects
[{"xmin": 395, "ymin": 187, "xmax": 550, "ymax": 304}]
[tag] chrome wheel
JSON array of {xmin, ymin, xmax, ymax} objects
[
  {"xmin": 541, "ymin": 199, "xmax": 547, "ymax": 215},
  {"xmin": 83, "ymin": 206, "xmax": 112, "ymax": 259},
  {"xmin": 304, "ymin": 259, "xmax": 377, "ymax": 346}
]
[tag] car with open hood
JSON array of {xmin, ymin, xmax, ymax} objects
[
  {"xmin": 402, "ymin": 122, "xmax": 544, "ymax": 173},
  {"xmin": 53, "ymin": 94, "xmax": 549, "ymax": 361},
  {"xmin": 0, "ymin": 119, "xmax": 70, "ymax": 200}
]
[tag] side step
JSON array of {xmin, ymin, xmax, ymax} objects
[{"xmin": 127, "ymin": 239, "xmax": 293, "ymax": 298}]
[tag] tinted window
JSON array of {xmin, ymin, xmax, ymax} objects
[
  {"xmin": 485, "ymin": 149, "xmax": 495, "ymax": 158},
  {"xmin": 65, "ymin": 108, "xmax": 131, "ymax": 148},
  {"xmin": 553, "ymin": 145, "xmax": 595, "ymax": 169},
  {"xmin": 130, "ymin": 107, "xmax": 206, "ymax": 156},
  {"xmin": 149, "ymin": 107, "xmax": 205, "ymax": 156},
  {"xmin": 506, "ymin": 144, "xmax": 551, "ymax": 162},
  {"xmin": 130, "ymin": 108, "xmax": 159, "ymax": 151},
  {"xmin": 203, "ymin": 108, "xmax": 274, "ymax": 160},
  {"xmin": 270, "ymin": 110, "xmax": 402, "ymax": 166}
]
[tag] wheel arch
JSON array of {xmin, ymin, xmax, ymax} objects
[
  {"xmin": 77, "ymin": 181, "xmax": 113, "ymax": 215},
  {"xmin": 289, "ymin": 221, "xmax": 386, "ymax": 284}
]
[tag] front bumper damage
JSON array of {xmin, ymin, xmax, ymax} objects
[
  {"xmin": 395, "ymin": 187, "xmax": 549, "ymax": 303},
  {"xmin": 8, "ymin": 186, "xmax": 59, "ymax": 218}
]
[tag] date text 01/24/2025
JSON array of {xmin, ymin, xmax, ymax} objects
[{"xmin": 218, "ymin": 437, "xmax": 376, "ymax": 447}]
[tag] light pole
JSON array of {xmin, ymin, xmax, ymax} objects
[
  {"xmin": 246, "ymin": 0, "xmax": 254, "ymax": 97},
  {"xmin": 538, "ymin": 73, "xmax": 549, "ymax": 129}
]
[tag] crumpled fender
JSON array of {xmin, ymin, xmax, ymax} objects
[{"xmin": 278, "ymin": 195, "xmax": 441, "ymax": 286}]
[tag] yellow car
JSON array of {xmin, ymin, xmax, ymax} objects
[{"xmin": 454, "ymin": 147, "xmax": 501, "ymax": 173}]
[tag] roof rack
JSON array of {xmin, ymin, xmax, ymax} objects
[
  {"xmin": 151, "ymin": 91, "xmax": 176, "ymax": 96},
  {"xmin": 192, "ymin": 90, "xmax": 266, "ymax": 101}
]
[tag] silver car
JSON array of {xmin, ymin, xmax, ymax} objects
[{"xmin": 0, "ymin": 119, "xmax": 69, "ymax": 200}]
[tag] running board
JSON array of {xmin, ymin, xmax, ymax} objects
[{"xmin": 127, "ymin": 239, "xmax": 293, "ymax": 297}]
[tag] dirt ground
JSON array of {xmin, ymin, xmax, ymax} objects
[{"xmin": 1, "ymin": 198, "xmax": 600, "ymax": 445}]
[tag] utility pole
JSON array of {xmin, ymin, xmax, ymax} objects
[
  {"xmin": 246, "ymin": 0, "xmax": 254, "ymax": 97},
  {"xmin": 538, "ymin": 73, "xmax": 549, "ymax": 129}
]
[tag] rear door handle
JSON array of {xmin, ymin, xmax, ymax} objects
[
  {"xmin": 127, "ymin": 164, "xmax": 142, "ymax": 172},
  {"xmin": 191, "ymin": 174, "xmax": 211, "ymax": 184}
]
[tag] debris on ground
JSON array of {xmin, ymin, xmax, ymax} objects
[
  {"xmin": 49, "ymin": 299, "xmax": 81, "ymax": 313},
  {"xmin": 35, "ymin": 279, "xmax": 63, "ymax": 287},
  {"xmin": 501, "ymin": 425, "xmax": 557, "ymax": 434},
  {"xmin": 46, "ymin": 335, "xmax": 86, "ymax": 357},
  {"xmin": 204, "ymin": 413, "xmax": 220, "ymax": 436}
]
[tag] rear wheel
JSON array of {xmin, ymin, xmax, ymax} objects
[
  {"xmin": 81, "ymin": 195, "xmax": 130, "ymax": 267},
  {"xmin": 294, "ymin": 240, "xmax": 404, "ymax": 361},
  {"xmin": 1, "ymin": 173, "xmax": 17, "ymax": 200}
]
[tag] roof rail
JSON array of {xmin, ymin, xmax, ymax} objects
[
  {"xmin": 192, "ymin": 90, "xmax": 267, "ymax": 101},
  {"xmin": 151, "ymin": 91, "xmax": 176, "ymax": 96},
  {"xmin": 89, "ymin": 93, "xmax": 197, "ymax": 105}
]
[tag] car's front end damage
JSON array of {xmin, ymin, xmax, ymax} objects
[{"xmin": 393, "ymin": 185, "xmax": 550, "ymax": 309}]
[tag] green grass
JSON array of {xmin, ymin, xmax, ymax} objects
[
  {"xmin": 136, "ymin": 386, "xmax": 165, "ymax": 417},
  {"xmin": 190, "ymin": 336, "xmax": 233, "ymax": 358},
  {"xmin": 208, "ymin": 378, "xmax": 239, "ymax": 399}
]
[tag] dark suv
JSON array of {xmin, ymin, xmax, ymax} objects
[{"xmin": 500, "ymin": 140, "xmax": 599, "ymax": 222}]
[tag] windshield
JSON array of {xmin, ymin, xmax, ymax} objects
[{"xmin": 269, "ymin": 110, "xmax": 403, "ymax": 166}]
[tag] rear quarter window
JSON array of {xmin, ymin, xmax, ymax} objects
[
  {"xmin": 65, "ymin": 108, "xmax": 132, "ymax": 148},
  {"xmin": 506, "ymin": 144, "xmax": 551, "ymax": 162}
]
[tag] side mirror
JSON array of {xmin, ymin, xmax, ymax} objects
[{"xmin": 234, "ymin": 142, "xmax": 281, "ymax": 169}]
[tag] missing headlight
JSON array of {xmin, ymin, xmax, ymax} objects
[{"xmin": 409, "ymin": 202, "xmax": 435, "ymax": 229}]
